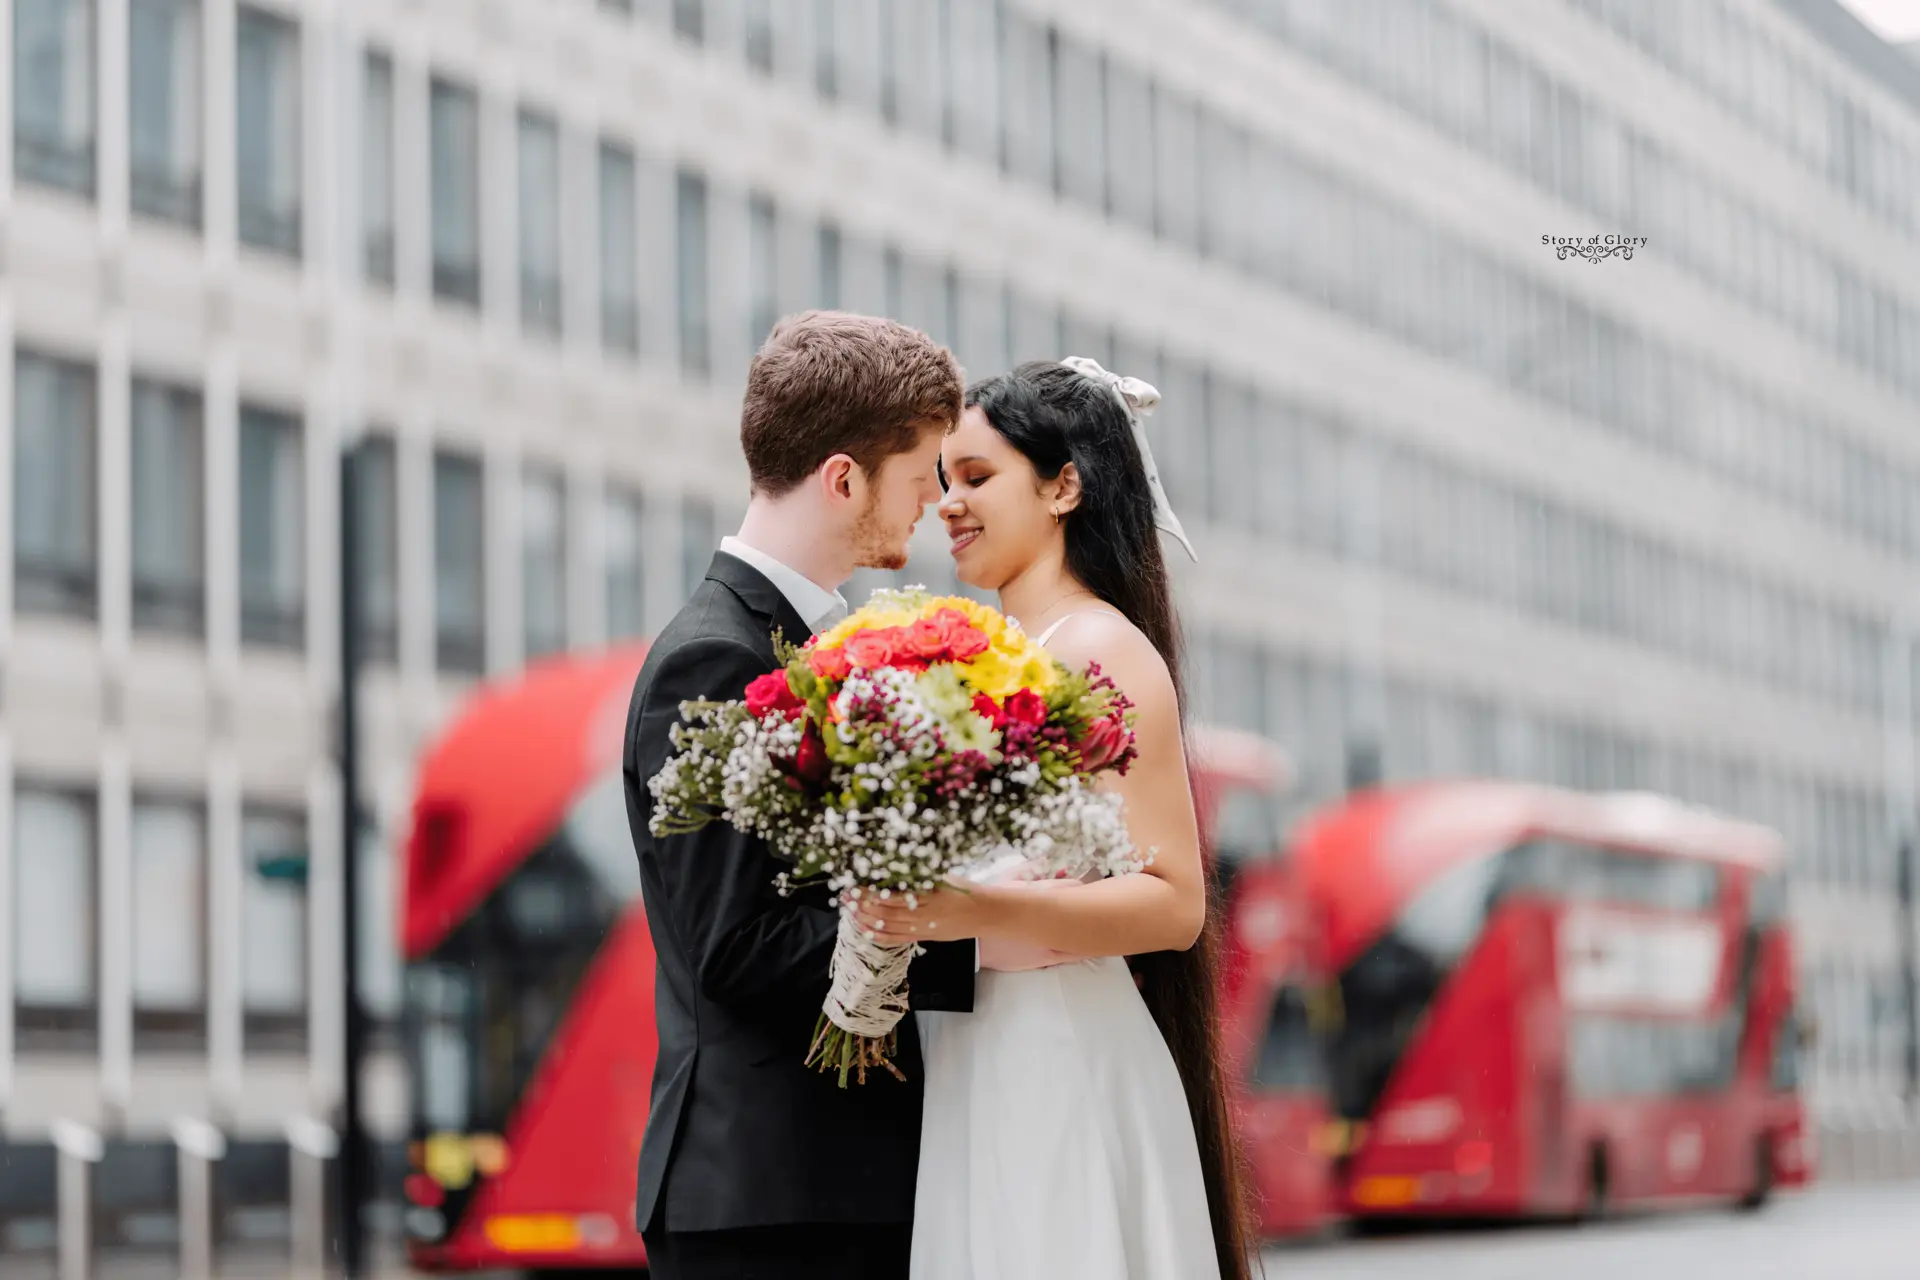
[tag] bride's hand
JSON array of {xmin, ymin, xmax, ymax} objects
[{"xmin": 847, "ymin": 884, "xmax": 1001, "ymax": 943}]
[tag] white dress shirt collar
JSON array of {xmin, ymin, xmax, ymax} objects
[{"xmin": 718, "ymin": 536, "xmax": 849, "ymax": 634}]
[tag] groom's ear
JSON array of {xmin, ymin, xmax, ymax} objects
[
  {"xmin": 1052, "ymin": 463, "xmax": 1084, "ymax": 514},
  {"xmin": 819, "ymin": 453, "xmax": 859, "ymax": 503}
]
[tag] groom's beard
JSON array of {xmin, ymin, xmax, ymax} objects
[{"xmin": 850, "ymin": 493, "xmax": 912, "ymax": 571}]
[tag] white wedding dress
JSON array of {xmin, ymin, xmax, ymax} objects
[{"xmin": 908, "ymin": 615, "xmax": 1221, "ymax": 1280}]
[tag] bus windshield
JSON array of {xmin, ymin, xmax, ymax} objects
[
  {"xmin": 1327, "ymin": 852, "xmax": 1506, "ymax": 1121},
  {"xmin": 405, "ymin": 771, "xmax": 637, "ymax": 1137}
]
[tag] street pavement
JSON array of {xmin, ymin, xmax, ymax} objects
[{"xmin": 1261, "ymin": 1183, "xmax": 1920, "ymax": 1280}]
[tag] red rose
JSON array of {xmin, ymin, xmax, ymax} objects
[
  {"xmin": 808, "ymin": 645, "xmax": 852, "ymax": 682},
  {"xmin": 905, "ymin": 617, "xmax": 953, "ymax": 663},
  {"xmin": 1002, "ymin": 688, "xmax": 1049, "ymax": 728},
  {"xmin": 844, "ymin": 627, "xmax": 902, "ymax": 669},
  {"xmin": 744, "ymin": 670, "xmax": 805, "ymax": 719},
  {"xmin": 1077, "ymin": 714, "xmax": 1135, "ymax": 772},
  {"xmin": 793, "ymin": 725, "xmax": 831, "ymax": 784},
  {"xmin": 933, "ymin": 609, "xmax": 990, "ymax": 660}
]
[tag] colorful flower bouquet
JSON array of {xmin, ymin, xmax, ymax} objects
[{"xmin": 648, "ymin": 588, "xmax": 1147, "ymax": 1084}]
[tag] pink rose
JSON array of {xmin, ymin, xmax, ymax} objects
[
  {"xmin": 843, "ymin": 627, "xmax": 902, "ymax": 669},
  {"xmin": 808, "ymin": 645, "xmax": 852, "ymax": 682},
  {"xmin": 905, "ymin": 617, "xmax": 953, "ymax": 663},
  {"xmin": 933, "ymin": 610, "xmax": 990, "ymax": 660}
]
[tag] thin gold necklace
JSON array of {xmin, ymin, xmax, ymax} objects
[{"xmin": 1023, "ymin": 588, "xmax": 1103, "ymax": 635}]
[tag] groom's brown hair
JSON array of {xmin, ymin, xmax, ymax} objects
[{"xmin": 740, "ymin": 310, "xmax": 963, "ymax": 497}]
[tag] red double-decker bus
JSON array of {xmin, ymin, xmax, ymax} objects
[
  {"xmin": 394, "ymin": 649, "xmax": 1326, "ymax": 1269},
  {"xmin": 1289, "ymin": 781, "xmax": 1814, "ymax": 1222},
  {"xmin": 399, "ymin": 646, "xmax": 656, "ymax": 1271},
  {"xmin": 1198, "ymin": 730, "xmax": 1340, "ymax": 1240}
]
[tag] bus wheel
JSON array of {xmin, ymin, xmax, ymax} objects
[
  {"xmin": 1578, "ymin": 1144, "xmax": 1610, "ymax": 1224},
  {"xmin": 1738, "ymin": 1133, "xmax": 1775, "ymax": 1212}
]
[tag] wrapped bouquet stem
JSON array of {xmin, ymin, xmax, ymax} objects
[
  {"xmin": 812, "ymin": 909, "xmax": 918, "ymax": 1083},
  {"xmin": 650, "ymin": 588, "xmax": 1148, "ymax": 1086}
]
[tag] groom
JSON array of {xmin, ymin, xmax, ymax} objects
[{"xmin": 623, "ymin": 311, "xmax": 977, "ymax": 1279}]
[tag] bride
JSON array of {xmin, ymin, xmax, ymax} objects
[{"xmin": 852, "ymin": 358, "xmax": 1253, "ymax": 1280}]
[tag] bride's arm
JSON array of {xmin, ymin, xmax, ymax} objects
[{"xmin": 853, "ymin": 618, "xmax": 1206, "ymax": 957}]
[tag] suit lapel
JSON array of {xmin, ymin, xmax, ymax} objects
[{"xmin": 705, "ymin": 551, "xmax": 814, "ymax": 654}]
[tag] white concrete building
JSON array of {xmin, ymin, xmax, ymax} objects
[{"xmin": 2, "ymin": 0, "xmax": 1918, "ymax": 1260}]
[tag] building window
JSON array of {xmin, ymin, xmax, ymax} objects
[
  {"xmin": 814, "ymin": 0, "xmax": 837, "ymax": 99},
  {"xmin": 356, "ymin": 823, "xmax": 401, "ymax": 1035},
  {"xmin": 680, "ymin": 496, "xmax": 716, "ymax": 601},
  {"xmin": 130, "ymin": 378, "xmax": 204, "ymax": 636},
  {"xmin": 1104, "ymin": 61, "xmax": 1153, "ymax": 233},
  {"xmin": 517, "ymin": 110, "xmax": 562, "ymax": 339},
  {"xmin": 433, "ymin": 449, "xmax": 485, "ymax": 673},
  {"xmin": 598, "ymin": 140, "xmax": 639, "ymax": 356},
  {"xmin": 883, "ymin": 245, "xmax": 903, "ymax": 320},
  {"xmin": 947, "ymin": 0, "xmax": 1001, "ymax": 164},
  {"xmin": 520, "ymin": 466, "xmax": 567, "ymax": 660},
  {"xmin": 430, "ymin": 77, "xmax": 481, "ymax": 307},
  {"xmin": 241, "ymin": 807, "xmax": 307, "ymax": 1048},
  {"xmin": 131, "ymin": 797, "xmax": 206, "ymax": 1047},
  {"xmin": 817, "ymin": 221, "xmax": 842, "ymax": 310},
  {"xmin": 676, "ymin": 169, "xmax": 710, "ymax": 378},
  {"xmin": 877, "ymin": 0, "xmax": 898, "ymax": 124},
  {"xmin": 237, "ymin": 405, "xmax": 304, "ymax": 649},
  {"xmin": 13, "ymin": 350, "xmax": 97, "ymax": 619},
  {"xmin": 362, "ymin": 51, "xmax": 395, "ymax": 286},
  {"xmin": 1001, "ymin": 12, "xmax": 1054, "ymax": 191},
  {"xmin": 673, "ymin": 0, "xmax": 703, "ymax": 44},
  {"xmin": 604, "ymin": 486, "xmax": 645, "ymax": 641},
  {"xmin": 1052, "ymin": 40, "xmax": 1105, "ymax": 210},
  {"xmin": 129, "ymin": 0, "xmax": 201, "ymax": 226},
  {"xmin": 12, "ymin": 0, "xmax": 96, "ymax": 196},
  {"xmin": 744, "ymin": 0, "xmax": 774, "ymax": 73},
  {"xmin": 235, "ymin": 6, "xmax": 301, "ymax": 256},
  {"xmin": 1153, "ymin": 90, "xmax": 1199, "ymax": 250},
  {"xmin": 13, "ymin": 785, "xmax": 97, "ymax": 1046},
  {"xmin": 748, "ymin": 192, "xmax": 778, "ymax": 348},
  {"xmin": 354, "ymin": 436, "xmax": 399, "ymax": 665}
]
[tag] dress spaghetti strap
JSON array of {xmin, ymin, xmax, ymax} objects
[{"xmin": 1033, "ymin": 610, "xmax": 1125, "ymax": 648}]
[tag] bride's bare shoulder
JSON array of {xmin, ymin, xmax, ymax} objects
[{"xmin": 1043, "ymin": 613, "xmax": 1176, "ymax": 716}]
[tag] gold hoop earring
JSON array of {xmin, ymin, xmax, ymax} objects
[{"xmin": 1051, "ymin": 506, "xmax": 1062, "ymax": 525}]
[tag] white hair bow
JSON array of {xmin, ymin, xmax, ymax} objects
[{"xmin": 1059, "ymin": 356, "xmax": 1198, "ymax": 562}]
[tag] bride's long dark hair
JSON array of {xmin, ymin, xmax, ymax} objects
[{"xmin": 964, "ymin": 360, "xmax": 1254, "ymax": 1280}]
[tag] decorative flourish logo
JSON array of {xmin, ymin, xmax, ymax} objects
[{"xmin": 1543, "ymin": 234, "xmax": 1647, "ymax": 263}]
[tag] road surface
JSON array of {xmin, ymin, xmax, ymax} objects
[{"xmin": 1261, "ymin": 1184, "xmax": 1918, "ymax": 1280}]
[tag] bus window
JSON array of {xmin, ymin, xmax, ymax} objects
[
  {"xmin": 1750, "ymin": 871, "xmax": 1789, "ymax": 928},
  {"xmin": 408, "ymin": 964, "xmax": 477, "ymax": 1132},
  {"xmin": 1498, "ymin": 839, "xmax": 1720, "ymax": 912},
  {"xmin": 1252, "ymin": 985, "xmax": 1326, "ymax": 1093},
  {"xmin": 1771, "ymin": 1007, "xmax": 1808, "ymax": 1091},
  {"xmin": 1570, "ymin": 1015, "xmax": 1738, "ymax": 1098}
]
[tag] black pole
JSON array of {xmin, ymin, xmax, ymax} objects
[
  {"xmin": 1900, "ymin": 835, "xmax": 1918, "ymax": 1104},
  {"xmin": 338, "ymin": 441, "xmax": 368, "ymax": 1278}
]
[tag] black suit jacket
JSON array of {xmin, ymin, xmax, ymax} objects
[{"xmin": 624, "ymin": 551, "xmax": 975, "ymax": 1233}]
